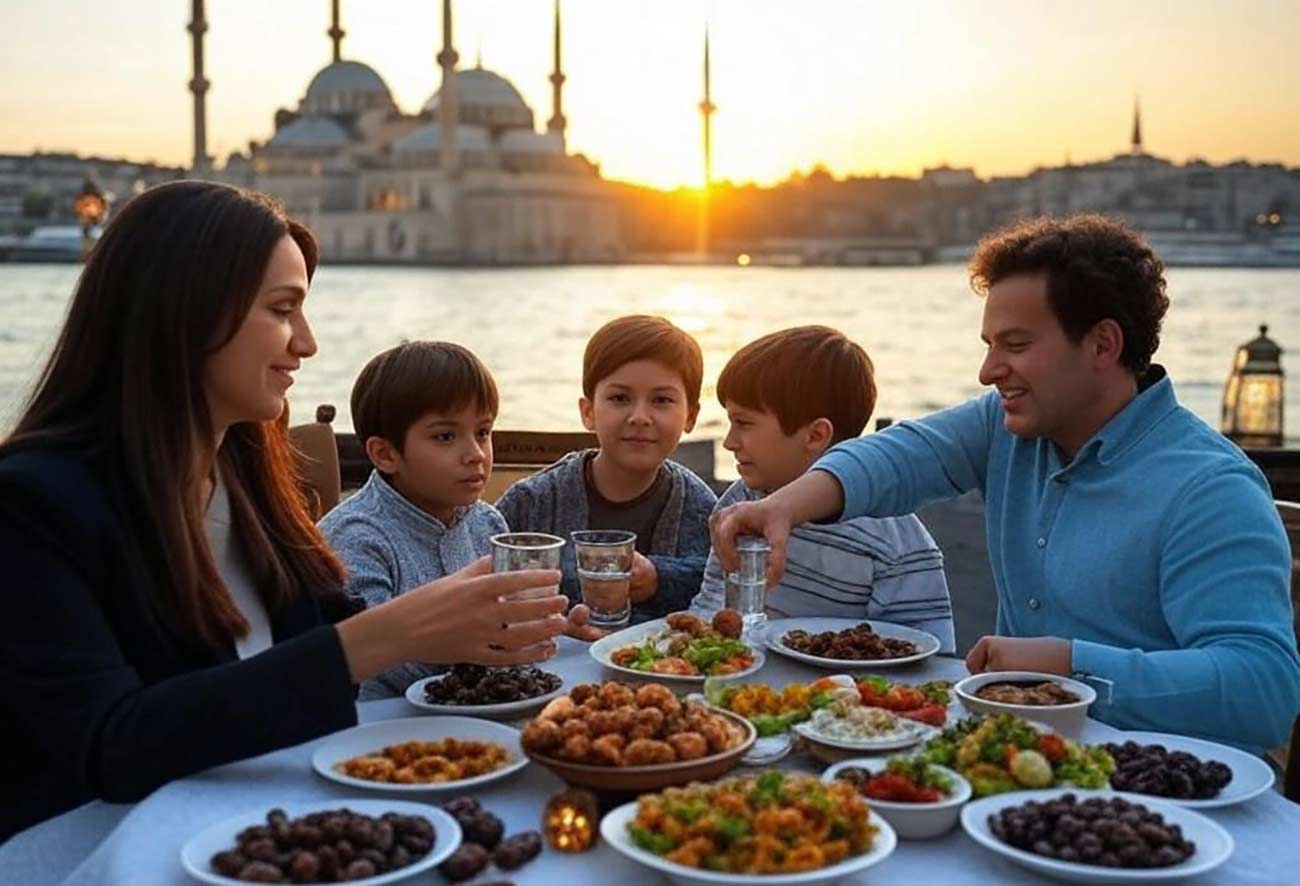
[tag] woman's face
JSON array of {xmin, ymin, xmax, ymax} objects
[{"xmin": 204, "ymin": 234, "xmax": 317, "ymax": 433}]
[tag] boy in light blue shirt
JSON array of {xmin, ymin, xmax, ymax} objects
[{"xmin": 711, "ymin": 215, "xmax": 1300, "ymax": 753}]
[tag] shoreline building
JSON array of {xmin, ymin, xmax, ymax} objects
[{"xmin": 203, "ymin": 0, "xmax": 623, "ymax": 264}]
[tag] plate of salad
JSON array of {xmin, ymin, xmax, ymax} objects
[
  {"xmin": 855, "ymin": 675, "xmax": 954, "ymax": 727},
  {"xmin": 590, "ymin": 612, "xmax": 765, "ymax": 683},
  {"xmin": 915, "ymin": 714, "xmax": 1116, "ymax": 797},
  {"xmin": 701, "ymin": 675, "xmax": 849, "ymax": 736}
]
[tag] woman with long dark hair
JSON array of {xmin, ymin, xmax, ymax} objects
[{"xmin": 0, "ymin": 181, "xmax": 567, "ymax": 838}]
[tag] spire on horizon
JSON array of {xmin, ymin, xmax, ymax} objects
[
  {"xmin": 1131, "ymin": 96, "xmax": 1143, "ymax": 155},
  {"xmin": 188, "ymin": 0, "xmax": 210, "ymax": 175},
  {"xmin": 696, "ymin": 23, "xmax": 716, "ymax": 257},
  {"xmin": 547, "ymin": 0, "xmax": 567, "ymax": 148},
  {"xmin": 438, "ymin": 0, "xmax": 460, "ymax": 178},
  {"xmin": 328, "ymin": 0, "xmax": 346, "ymax": 63}
]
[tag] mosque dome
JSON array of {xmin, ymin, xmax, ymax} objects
[
  {"xmin": 499, "ymin": 130, "xmax": 564, "ymax": 154},
  {"xmin": 423, "ymin": 67, "xmax": 534, "ymax": 130},
  {"xmin": 392, "ymin": 122, "xmax": 492, "ymax": 154},
  {"xmin": 267, "ymin": 115, "xmax": 352, "ymax": 149},
  {"xmin": 302, "ymin": 60, "xmax": 395, "ymax": 115}
]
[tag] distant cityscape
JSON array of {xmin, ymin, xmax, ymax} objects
[{"xmin": 1, "ymin": 0, "xmax": 1297, "ymax": 267}]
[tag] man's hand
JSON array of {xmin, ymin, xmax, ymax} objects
[
  {"xmin": 965, "ymin": 635, "xmax": 1072, "ymax": 676},
  {"xmin": 563, "ymin": 603, "xmax": 607, "ymax": 642},
  {"xmin": 629, "ymin": 552, "xmax": 658, "ymax": 604},
  {"xmin": 709, "ymin": 500, "xmax": 791, "ymax": 585}
]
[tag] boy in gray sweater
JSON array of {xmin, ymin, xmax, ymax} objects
[
  {"xmin": 690, "ymin": 327, "xmax": 956, "ymax": 653},
  {"xmin": 498, "ymin": 316, "xmax": 717, "ymax": 629},
  {"xmin": 320, "ymin": 341, "xmax": 511, "ymax": 698}
]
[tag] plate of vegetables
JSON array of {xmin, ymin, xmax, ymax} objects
[
  {"xmin": 702, "ymin": 676, "xmax": 847, "ymax": 737},
  {"xmin": 916, "ymin": 714, "xmax": 1115, "ymax": 797},
  {"xmin": 855, "ymin": 675, "xmax": 953, "ymax": 727},
  {"xmin": 591, "ymin": 612, "xmax": 765, "ymax": 683}
]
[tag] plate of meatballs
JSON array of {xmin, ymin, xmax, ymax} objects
[
  {"xmin": 589, "ymin": 609, "xmax": 765, "ymax": 683},
  {"xmin": 519, "ymin": 680, "xmax": 757, "ymax": 791}
]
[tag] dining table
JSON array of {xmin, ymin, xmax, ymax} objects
[{"xmin": 5, "ymin": 634, "xmax": 1298, "ymax": 885}]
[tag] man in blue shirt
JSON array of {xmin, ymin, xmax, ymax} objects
[{"xmin": 712, "ymin": 214, "xmax": 1300, "ymax": 753}]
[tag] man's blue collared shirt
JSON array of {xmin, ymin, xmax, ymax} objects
[{"xmin": 816, "ymin": 368, "xmax": 1300, "ymax": 752}]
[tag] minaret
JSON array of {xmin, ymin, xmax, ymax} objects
[
  {"xmin": 187, "ymin": 0, "xmax": 210, "ymax": 175},
  {"xmin": 328, "ymin": 0, "xmax": 346, "ymax": 62},
  {"xmin": 547, "ymin": 0, "xmax": 567, "ymax": 149},
  {"xmin": 696, "ymin": 24, "xmax": 716, "ymax": 257},
  {"xmin": 1130, "ymin": 97, "xmax": 1143, "ymax": 155},
  {"xmin": 437, "ymin": 0, "xmax": 460, "ymax": 177}
]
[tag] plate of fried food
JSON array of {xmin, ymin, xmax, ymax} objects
[
  {"xmin": 312, "ymin": 717, "xmax": 529, "ymax": 793},
  {"xmin": 520, "ymin": 680, "xmax": 757, "ymax": 791},
  {"xmin": 765, "ymin": 617, "xmax": 941, "ymax": 669},
  {"xmin": 405, "ymin": 664, "xmax": 566, "ymax": 719},
  {"xmin": 590, "ymin": 610, "xmax": 765, "ymax": 683},
  {"xmin": 601, "ymin": 769, "xmax": 897, "ymax": 886}
]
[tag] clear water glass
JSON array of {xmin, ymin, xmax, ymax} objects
[
  {"xmin": 571, "ymin": 529, "xmax": 636, "ymax": 630},
  {"xmin": 725, "ymin": 534, "xmax": 770, "ymax": 639},
  {"xmin": 490, "ymin": 532, "xmax": 565, "ymax": 600}
]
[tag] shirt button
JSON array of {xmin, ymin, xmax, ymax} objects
[
  {"xmin": 1028, "ymin": 598, "xmax": 1042, "ymax": 610},
  {"xmin": 1036, "ymin": 537, "xmax": 1046, "ymax": 548}
]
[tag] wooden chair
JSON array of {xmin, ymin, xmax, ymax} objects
[
  {"xmin": 1275, "ymin": 500, "xmax": 1300, "ymax": 802},
  {"xmin": 289, "ymin": 405, "xmax": 342, "ymax": 520}
]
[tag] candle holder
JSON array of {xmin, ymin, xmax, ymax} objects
[{"xmin": 542, "ymin": 788, "xmax": 599, "ymax": 853}]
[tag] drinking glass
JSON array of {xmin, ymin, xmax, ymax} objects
[
  {"xmin": 725, "ymin": 535, "xmax": 770, "ymax": 639},
  {"xmin": 490, "ymin": 532, "xmax": 565, "ymax": 600},
  {"xmin": 571, "ymin": 530, "xmax": 637, "ymax": 630}
]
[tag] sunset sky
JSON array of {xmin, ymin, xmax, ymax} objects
[{"xmin": 3, "ymin": 0, "xmax": 1298, "ymax": 189}]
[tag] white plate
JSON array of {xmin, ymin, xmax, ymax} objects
[
  {"xmin": 601, "ymin": 799, "xmax": 897, "ymax": 886},
  {"xmin": 764, "ymin": 618, "xmax": 941, "ymax": 669},
  {"xmin": 404, "ymin": 671, "xmax": 566, "ymax": 718},
  {"xmin": 1104, "ymin": 731, "xmax": 1276, "ymax": 809},
  {"xmin": 793, "ymin": 716, "xmax": 936, "ymax": 752},
  {"xmin": 180, "ymin": 799, "xmax": 460, "ymax": 886},
  {"xmin": 590, "ymin": 617, "xmax": 766, "ymax": 683},
  {"xmin": 960, "ymin": 788, "xmax": 1233, "ymax": 884},
  {"xmin": 311, "ymin": 716, "xmax": 529, "ymax": 793},
  {"xmin": 743, "ymin": 733, "xmax": 794, "ymax": 765},
  {"xmin": 822, "ymin": 758, "xmax": 971, "ymax": 839}
]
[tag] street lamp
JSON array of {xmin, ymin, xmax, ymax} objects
[
  {"xmin": 1222, "ymin": 324, "xmax": 1284, "ymax": 447},
  {"xmin": 73, "ymin": 178, "xmax": 107, "ymax": 256}
]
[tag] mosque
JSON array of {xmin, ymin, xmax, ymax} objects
[{"xmin": 192, "ymin": 1, "xmax": 625, "ymax": 264}]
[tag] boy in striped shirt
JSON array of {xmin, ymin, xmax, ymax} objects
[{"xmin": 691, "ymin": 326, "xmax": 956, "ymax": 652}]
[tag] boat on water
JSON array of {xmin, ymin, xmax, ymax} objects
[{"xmin": 0, "ymin": 225, "xmax": 98, "ymax": 262}]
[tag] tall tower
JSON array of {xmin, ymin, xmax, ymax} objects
[
  {"xmin": 438, "ymin": 0, "xmax": 460, "ymax": 177},
  {"xmin": 696, "ymin": 24, "xmax": 716, "ymax": 257},
  {"xmin": 1130, "ymin": 97, "xmax": 1143, "ymax": 155},
  {"xmin": 187, "ymin": 0, "xmax": 210, "ymax": 175},
  {"xmin": 547, "ymin": 0, "xmax": 567, "ymax": 149},
  {"xmin": 328, "ymin": 0, "xmax": 346, "ymax": 62}
]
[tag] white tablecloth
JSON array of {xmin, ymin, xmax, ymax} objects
[{"xmin": 5, "ymin": 636, "xmax": 1297, "ymax": 885}]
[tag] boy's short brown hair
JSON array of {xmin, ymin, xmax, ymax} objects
[
  {"xmin": 582, "ymin": 315, "xmax": 703, "ymax": 409},
  {"xmin": 351, "ymin": 341, "xmax": 498, "ymax": 452},
  {"xmin": 717, "ymin": 326, "xmax": 876, "ymax": 444}
]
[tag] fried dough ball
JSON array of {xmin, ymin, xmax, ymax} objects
[
  {"xmin": 560, "ymin": 717, "xmax": 591, "ymax": 741},
  {"xmin": 666, "ymin": 612, "xmax": 710, "ymax": 636},
  {"xmin": 609, "ymin": 705, "xmax": 637, "ymax": 734},
  {"xmin": 711, "ymin": 608, "xmax": 744, "ymax": 639},
  {"xmin": 585, "ymin": 709, "xmax": 620, "ymax": 736},
  {"xmin": 589, "ymin": 733, "xmax": 626, "ymax": 766},
  {"xmin": 699, "ymin": 716, "xmax": 733, "ymax": 753},
  {"xmin": 667, "ymin": 731, "xmax": 709, "ymax": 760},
  {"xmin": 650, "ymin": 657, "xmax": 695, "ymax": 675},
  {"xmin": 629, "ymin": 706, "xmax": 665, "ymax": 740},
  {"xmin": 539, "ymin": 696, "xmax": 577, "ymax": 723},
  {"xmin": 634, "ymin": 683, "xmax": 682, "ymax": 716},
  {"xmin": 520, "ymin": 718, "xmax": 562, "ymax": 752},
  {"xmin": 569, "ymin": 683, "xmax": 600, "ymax": 706},
  {"xmin": 610, "ymin": 647, "xmax": 639, "ymax": 667},
  {"xmin": 557, "ymin": 734, "xmax": 591, "ymax": 762},
  {"xmin": 599, "ymin": 682, "xmax": 636, "ymax": 708},
  {"xmin": 625, "ymin": 738, "xmax": 677, "ymax": 765}
]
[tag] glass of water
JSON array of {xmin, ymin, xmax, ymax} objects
[
  {"xmin": 725, "ymin": 535, "xmax": 770, "ymax": 639},
  {"xmin": 490, "ymin": 532, "xmax": 565, "ymax": 599},
  {"xmin": 571, "ymin": 530, "xmax": 637, "ymax": 631}
]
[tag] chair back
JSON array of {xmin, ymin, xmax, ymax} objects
[{"xmin": 290, "ymin": 405, "xmax": 341, "ymax": 520}]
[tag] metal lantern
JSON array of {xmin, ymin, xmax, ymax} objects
[
  {"xmin": 1222, "ymin": 324, "xmax": 1284, "ymax": 447},
  {"xmin": 542, "ymin": 788, "xmax": 599, "ymax": 853}
]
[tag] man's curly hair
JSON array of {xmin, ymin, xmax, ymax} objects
[{"xmin": 969, "ymin": 215, "xmax": 1170, "ymax": 375}]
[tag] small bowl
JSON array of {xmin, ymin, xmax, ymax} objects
[
  {"xmin": 953, "ymin": 671, "xmax": 1095, "ymax": 738},
  {"xmin": 822, "ymin": 758, "xmax": 971, "ymax": 839}
]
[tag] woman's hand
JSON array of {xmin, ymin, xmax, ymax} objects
[{"xmin": 338, "ymin": 557, "xmax": 569, "ymax": 681}]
